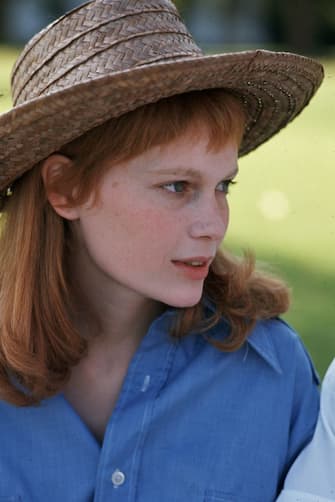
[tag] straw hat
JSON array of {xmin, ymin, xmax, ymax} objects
[{"xmin": 0, "ymin": 0, "xmax": 324, "ymax": 192}]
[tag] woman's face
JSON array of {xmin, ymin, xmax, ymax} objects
[{"xmin": 69, "ymin": 126, "xmax": 239, "ymax": 308}]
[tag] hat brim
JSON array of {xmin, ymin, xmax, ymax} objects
[{"xmin": 0, "ymin": 49, "xmax": 324, "ymax": 190}]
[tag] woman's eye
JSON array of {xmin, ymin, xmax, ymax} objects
[
  {"xmin": 217, "ymin": 179, "xmax": 237, "ymax": 194},
  {"xmin": 163, "ymin": 181, "xmax": 188, "ymax": 193}
]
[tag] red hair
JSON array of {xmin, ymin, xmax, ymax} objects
[{"xmin": 0, "ymin": 90, "xmax": 289, "ymax": 405}]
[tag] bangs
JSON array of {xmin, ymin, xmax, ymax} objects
[{"xmin": 54, "ymin": 89, "xmax": 245, "ymax": 206}]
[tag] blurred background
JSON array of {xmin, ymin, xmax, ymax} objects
[
  {"xmin": 0, "ymin": 0, "xmax": 334, "ymax": 377},
  {"xmin": 0, "ymin": 0, "xmax": 335, "ymax": 51}
]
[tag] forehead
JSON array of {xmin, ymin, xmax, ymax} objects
[{"xmin": 109, "ymin": 126, "xmax": 239, "ymax": 179}]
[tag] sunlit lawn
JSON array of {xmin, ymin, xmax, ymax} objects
[
  {"xmin": 0, "ymin": 46, "xmax": 18, "ymax": 110},
  {"xmin": 1, "ymin": 47, "xmax": 334, "ymax": 377},
  {"xmin": 226, "ymin": 59, "xmax": 335, "ymax": 378}
]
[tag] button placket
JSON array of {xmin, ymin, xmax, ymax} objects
[{"xmin": 94, "ymin": 313, "xmax": 178, "ymax": 501}]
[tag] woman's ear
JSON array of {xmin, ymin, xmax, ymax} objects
[{"xmin": 41, "ymin": 154, "xmax": 80, "ymax": 220}]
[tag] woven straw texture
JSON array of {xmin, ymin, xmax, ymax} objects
[{"xmin": 0, "ymin": 0, "xmax": 324, "ymax": 191}]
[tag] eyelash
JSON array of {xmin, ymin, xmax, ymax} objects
[
  {"xmin": 217, "ymin": 179, "xmax": 237, "ymax": 194},
  {"xmin": 162, "ymin": 180, "xmax": 237, "ymax": 195}
]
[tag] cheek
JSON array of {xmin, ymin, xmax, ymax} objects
[
  {"xmin": 225, "ymin": 202, "xmax": 230, "ymax": 226},
  {"xmin": 79, "ymin": 190, "xmax": 182, "ymax": 269},
  {"xmin": 110, "ymin": 202, "xmax": 178, "ymax": 253},
  {"xmin": 130, "ymin": 207, "xmax": 177, "ymax": 246},
  {"xmin": 214, "ymin": 197, "xmax": 230, "ymax": 236}
]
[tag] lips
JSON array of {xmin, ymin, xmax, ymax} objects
[
  {"xmin": 171, "ymin": 256, "xmax": 213, "ymax": 280},
  {"xmin": 172, "ymin": 256, "xmax": 212, "ymax": 267}
]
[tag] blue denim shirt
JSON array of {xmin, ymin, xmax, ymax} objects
[{"xmin": 0, "ymin": 306, "xmax": 319, "ymax": 502}]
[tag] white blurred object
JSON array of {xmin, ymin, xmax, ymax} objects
[{"xmin": 277, "ymin": 359, "xmax": 335, "ymax": 501}]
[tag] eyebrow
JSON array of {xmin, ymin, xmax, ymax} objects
[{"xmin": 152, "ymin": 166, "xmax": 239, "ymax": 179}]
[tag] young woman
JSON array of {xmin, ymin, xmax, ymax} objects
[
  {"xmin": 0, "ymin": 0, "xmax": 324, "ymax": 500},
  {"xmin": 278, "ymin": 358, "xmax": 335, "ymax": 501}
]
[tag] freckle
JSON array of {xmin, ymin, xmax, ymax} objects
[{"xmin": 111, "ymin": 181, "xmax": 119, "ymax": 188}]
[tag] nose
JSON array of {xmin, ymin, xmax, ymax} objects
[{"xmin": 188, "ymin": 197, "xmax": 228, "ymax": 242}]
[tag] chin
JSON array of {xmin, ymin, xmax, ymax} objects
[{"xmin": 163, "ymin": 290, "xmax": 203, "ymax": 309}]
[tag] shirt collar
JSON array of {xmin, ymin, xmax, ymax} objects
[
  {"xmin": 202, "ymin": 296, "xmax": 283, "ymax": 375},
  {"xmin": 247, "ymin": 322, "xmax": 282, "ymax": 374}
]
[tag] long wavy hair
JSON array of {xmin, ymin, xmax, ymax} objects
[{"xmin": 0, "ymin": 90, "xmax": 290, "ymax": 405}]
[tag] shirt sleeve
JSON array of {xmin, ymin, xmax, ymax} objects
[
  {"xmin": 277, "ymin": 358, "xmax": 335, "ymax": 501},
  {"xmin": 277, "ymin": 490, "xmax": 335, "ymax": 502}
]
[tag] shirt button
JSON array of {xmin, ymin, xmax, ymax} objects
[{"xmin": 111, "ymin": 469, "xmax": 126, "ymax": 487}]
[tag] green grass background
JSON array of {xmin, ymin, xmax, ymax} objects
[
  {"xmin": 1, "ymin": 48, "xmax": 334, "ymax": 378},
  {"xmin": 227, "ymin": 59, "xmax": 335, "ymax": 378}
]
